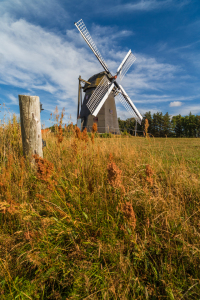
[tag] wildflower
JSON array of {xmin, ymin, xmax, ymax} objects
[
  {"xmin": 144, "ymin": 118, "xmax": 149, "ymax": 138},
  {"xmin": 33, "ymin": 154, "xmax": 54, "ymax": 183},
  {"xmin": 146, "ymin": 164, "xmax": 153, "ymax": 186},
  {"xmin": 75, "ymin": 126, "xmax": 81, "ymax": 139},
  {"xmin": 71, "ymin": 139, "xmax": 78, "ymax": 155},
  {"xmin": 91, "ymin": 133, "xmax": 94, "ymax": 144},
  {"xmin": 57, "ymin": 124, "xmax": 63, "ymax": 144},
  {"xmin": 92, "ymin": 122, "xmax": 98, "ymax": 133},
  {"xmin": 81, "ymin": 128, "xmax": 89, "ymax": 142},
  {"xmin": 121, "ymin": 202, "xmax": 136, "ymax": 231},
  {"xmin": 107, "ymin": 153, "xmax": 122, "ymax": 189}
]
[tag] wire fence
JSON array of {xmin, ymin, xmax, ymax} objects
[
  {"xmin": 48, "ymin": 125, "xmax": 149, "ymax": 136},
  {"xmin": 84, "ymin": 126, "xmax": 146, "ymax": 136}
]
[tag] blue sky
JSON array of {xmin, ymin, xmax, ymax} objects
[{"xmin": 0, "ymin": 0, "xmax": 200, "ymax": 126}]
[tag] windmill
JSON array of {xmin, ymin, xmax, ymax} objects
[{"xmin": 75, "ymin": 19, "xmax": 143, "ymax": 133}]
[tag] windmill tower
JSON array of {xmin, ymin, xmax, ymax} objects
[
  {"xmin": 77, "ymin": 72, "xmax": 120, "ymax": 133},
  {"xmin": 75, "ymin": 19, "xmax": 143, "ymax": 133}
]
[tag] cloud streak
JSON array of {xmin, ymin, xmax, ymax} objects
[
  {"xmin": 0, "ymin": 0, "xmax": 69, "ymax": 28},
  {"xmin": 171, "ymin": 105, "xmax": 200, "ymax": 116},
  {"xmin": 0, "ymin": 16, "xmax": 101, "ymax": 103},
  {"xmin": 113, "ymin": 0, "xmax": 190, "ymax": 13}
]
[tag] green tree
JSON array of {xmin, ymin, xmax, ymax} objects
[
  {"xmin": 163, "ymin": 112, "xmax": 172, "ymax": 137},
  {"xmin": 126, "ymin": 118, "xmax": 136, "ymax": 135},
  {"xmin": 152, "ymin": 112, "xmax": 163, "ymax": 137},
  {"xmin": 174, "ymin": 115, "xmax": 183, "ymax": 137},
  {"xmin": 188, "ymin": 112, "xmax": 197, "ymax": 137},
  {"xmin": 196, "ymin": 115, "xmax": 200, "ymax": 137},
  {"xmin": 119, "ymin": 112, "xmax": 200, "ymax": 138},
  {"xmin": 182, "ymin": 115, "xmax": 189, "ymax": 137},
  {"xmin": 171, "ymin": 116, "xmax": 177, "ymax": 137}
]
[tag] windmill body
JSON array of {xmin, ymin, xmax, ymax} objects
[
  {"xmin": 75, "ymin": 19, "xmax": 143, "ymax": 132},
  {"xmin": 79, "ymin": 71, "xmax": 120, "ymax": 133}
]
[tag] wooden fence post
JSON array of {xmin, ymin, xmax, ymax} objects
[{"xmin": 19, "ymin": 95, "xmax": 43, "ymax": 160}]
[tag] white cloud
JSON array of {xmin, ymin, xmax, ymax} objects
[
  {"xmin": 113, "ymin": 0, "xmax": 190, "ymax": 12},
  {"xmin": 0, "ymin": 13, "xmax": 195, "ymax": 124},
  {"xmin": 0, "ymin": 15, "xmax": 179, "ymax": 105},
  {"xmin": 0, "ymin": 0, "xmax": 68, "ymax": 28},
  {"xmin": 116, "ymin": 103, "xmax": 161, "ymax": 120},
  {"xmin": 170, "ymin": 101, "xmax": 182, "ymax": 107},
  {"xmin": 121, "ymin": 53, "xmax": 179, "ymax": 96},
  {"xmin": 173, "ymin": 105, "xmax": 200, "ymax": 116},
  {"xmin": 8, "ymin": 94, "xmax": 18, "ymax": 105},
  {"xmin": 129, "ymin": 94, "xmax": 200, "ymax": 104},
  {"xmin": 0, "ymin": 16, "xmax": 101, "ymax": 110}
]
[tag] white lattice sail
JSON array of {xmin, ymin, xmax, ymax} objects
[
  {"xmin": 117, "ymin": 50, "xmax": 136, "ymax": 81},
  {"xmin": 115, "ymin": 85, "xmax": 143, "ymax": 124},
  {"xmin": 75, "ymin": 19, "xmax": 109, "ymax": 73},
  {"xmin": 86, "ymin": 75, "xmax": 114, "ymax": 116}
]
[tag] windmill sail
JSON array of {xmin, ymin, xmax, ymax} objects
[
  {"xmin": 117, "ymin": 50, "xmax": 136, "ymax": 81},
  {"xmin": 75, "ymin": 19, "xmax": 110, "ymax": 73},
  {"xmin": 116, "ymin": 85, "xmax": 143, "ymax": 124},
  {"xmin": 75, "ymin": 19, "xmax": 143, "ymax": 130},
  {"xmin": 86, "ymin": 75, "xmax": 114, "ymax": 116}
]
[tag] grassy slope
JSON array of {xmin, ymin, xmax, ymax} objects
[{"xmin": 0, "ymin": 118, "xmax": 200, "ymax": 299}]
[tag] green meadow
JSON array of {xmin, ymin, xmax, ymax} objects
[{"xmin": 0, "ymin": 115, "xmax": 200, "ymax": 299}]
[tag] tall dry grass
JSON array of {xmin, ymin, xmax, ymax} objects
[{"xmin": 0, "ymin": 112, "xmax": 200, "ymax": 299}]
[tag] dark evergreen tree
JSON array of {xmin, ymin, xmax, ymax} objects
[
  {"xmin": 163, "ymin": 112, "xmax": 172, "ymax": 137},
  {"xmin": 171, "ymin": 116, "xmax": 176, "ymax": 136},
  {"xmin": 196, "ymin": 115, "xmax": 200, "ymax": 137},
  {"xmin": 174, "ymin": 115, "xmax": 183, "ymax": 137},
  {"xmin": 188, "ymin": 112, "xmax": 197, "ymax": 137},
  {"xmin": 182, "ymin": 115, "xmax": 189, "ymax": 137},
  {"xmin": 126, "ymin": 118, "xmax": 136, "ymax": 135},
  {"xmin": 119, "ymin": 112, "xmax": 200, "ymax": 137},
  {"xmin": 152, "ymin": 112, "xmax": 163, "ymax": 137}
]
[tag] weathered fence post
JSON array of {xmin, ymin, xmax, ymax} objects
[{"xmin": 19, "ymin": 95, "xmax": 43, "ymax": 160}]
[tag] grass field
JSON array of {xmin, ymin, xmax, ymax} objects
[{"xmin": 0, "ymin": 116, "xmax": 200, "ymax": 299}]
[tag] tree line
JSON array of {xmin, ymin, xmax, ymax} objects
[{"xmin": 118, "ymin": 112, "xmax": 200, "ymax": 137}]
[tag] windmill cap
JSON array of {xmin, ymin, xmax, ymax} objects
[{"xmin": 83, "ymin": 71, "xmax": 107, "ymax": 92}]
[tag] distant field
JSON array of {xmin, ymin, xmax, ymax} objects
[
  {"xmin": 113, "ymin": 137, "xmax": 200, "ymax": 169},
  {"xmin": 84, "ymin": 136, "xmax": 200, "ymax": 174},
  {"xmin": 0, "ymin": 119, "xmax": 200, "ymax": 299}
]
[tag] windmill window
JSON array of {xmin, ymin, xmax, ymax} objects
[
  {"xmin": 93, "ymin": 117, "xmax": 98, "ymax": 123},
  {"xmin": 109, "ymin": 109, "xmax": 113, "ymax": 114}
]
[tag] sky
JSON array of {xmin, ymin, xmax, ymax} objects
[{"xmin": 0, "ymin": 0, "xmax": 200, "ymax": 126}]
